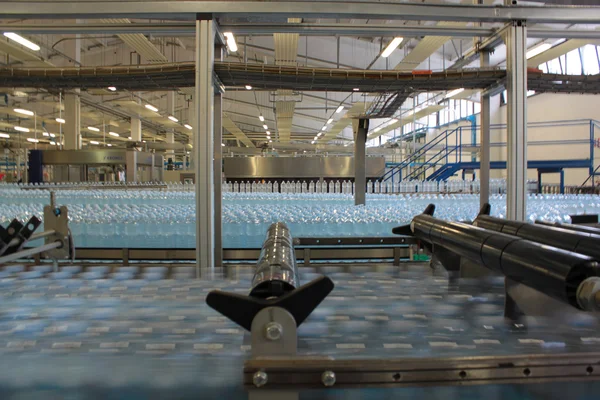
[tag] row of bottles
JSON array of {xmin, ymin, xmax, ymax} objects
[{"xmin": 222, "ymin": 179, "xmax": 510, "ymax": 194}]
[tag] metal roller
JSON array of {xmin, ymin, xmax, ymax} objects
[
  {"xmin": 536, "ymin": 220, "xmax": 600, "ymax": 236},
  {"xmin": 251, "ymin": 222, "xmax": 300, "ymax": 298},
  {"xmin": 475, "ymin": 204, "xmax": 600, "ymax": 261},
  {"xmin": 394, "ymin": 205, "xmax": 600, "ymax": 311},
  {"xmin": 207, "ymin": 222, "xmax": 334, "ymax": 331}
]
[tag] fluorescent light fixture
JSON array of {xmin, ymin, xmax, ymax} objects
[
  {"xmin": 311, "ymin": 140, "xmax": 315, "ymax": 144},
  {"xmin": 327, "ymin": 118, "xmax": 333, "ymax": 124},
  {"xmin": 14, "ymin": 126, "xmax": 29, "ymax": 132},
  {"xmin": 321, "ymin": 126, "xmax": 327, "ymax": 131},
  {"xmin": 0, "ymin": 133, "xmax": 9, "ymax": 138},
  {"xmin": 49, "ymin": 133, "xmax": 55, "ymax": 138},
  {"xmin": 381, "ymin": 37, "xmax": 404, "ymax": 58},
  {"xmin": 27, "ymin": 138, "xmax": 39, "ymax": 143},
  {"xmin": 221, "ymin": 143, "xmax": 225, "ymax": 147},
  {"xmin": 142, "ymin": 140, "xmax": 146, "ymax": 143},
  {"xmin": 353, "ymin": 88, "xmax": 360, "ymax": 91},
  {"xmin": 267, "ymin": 136, "xmax": 271, "ymax": 139},
  {"xmin": 445, "ymin": 88, "xmax": 465, "ymax": 99},
  {"xmin": 128, "ymin": 136, "xmax": 132, "ymax": 140},
  {"xmin": 269, "ymin": 140, "xmax": 272, "ymax": 143},
  {"xmin": 107, "ymin": 143, "xmax": 112, "ymax": 147},
  {"xmin": 168, "ymin": 116, "xmax": 178, "ymax": 122},
  {"xmin": 184, "ymin": 124, "xmax": 192, "ymax": 130},
  {"xmin": 266, "ymin": 131, "xmax": 271, "ymax": 135},
  {"xmin": 89, "ymin": 140, "xmax": 99, "ymax": 145},
  {"xmin": 55, "ymin": 118, "xmax": 65, "ymax": 124},
  {"xmin": 144, "ymin": 104, "xmax": 159, "ymax": 112},
  {"xmin": 42, "ymin": 132, "xmax": 49, "ymax": 137},
  {"xmin": 87, "ymin": 126, "xmax": 100, "ymax": 132},
  {"xmin": 109, "ymin": 132, "xmax": 119, "ymax": 137},
  {"xmin": 263, "ymin": 124, "xmax": 268, "ymax": 130},
  {"xmin": 526, "ymin": 43, "xmax": 552, "ymax": 59},
  {"xmin": 49, "ymin": 141, "xmax": 56, "ymax": 145},
  {"xmin": 3, "ymin": 33, "xmax": 40, "ymax": 51},
  {"xmin": 223, "ymin": 32, "xmax": 238, "ymax": 52},
  {"xmin": 336, "ymin": 105, "xmax": 344, "ymax": 113},
  {"xmin": 245, "ymin": 85, "xmax": 253, "ymax": 90},
  {"xmin": 13, "ymin": 91, "xmax": 27, "ymax": 97},
  {"xmin": 317, "ymin": 132, "xmax": 322, "ymax": 137},
  {"xmin": 14, "ymin": 108, "xmax": 34, "ymax": 116},
  {"xmin": 259, "ymin": 115, "xmax": 265, "ymax": 122},
  {"xmin": 314, "ymin": 136, "xmax": 318, "ymax": 140},
  {"xmin": 107, "ymin": 86, "xmax": 117, "ymax": 91}
]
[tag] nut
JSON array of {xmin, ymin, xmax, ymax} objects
[
  {"xmin": 264, "ymin": 322, "xmax": 283, "ymax": 341},
  {"xmin": 253, "ymin": 371, "xmax": 268, "ymax": 388},
  {"xmin": 321, "ymin": 370, "xmax": 336, "ymax": 387}
]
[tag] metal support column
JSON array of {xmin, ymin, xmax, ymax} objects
[
  {"xmin": 354, "ymin": 118, "xmax": 369, "ymax": 206},
  {"xmin": 480, "ymin": 50, "xmax": 491, "ymax": 208},
  {"xmin": 214, "ymin": 93, "xmax": 223, "ymax": 268},
  {"xmin": 131, "ymin": 117, "xmax": 142, "ymax": 142},
  {"xmin": 195, "ymin": 16, "xmax": 215, "ymax": 278},
  {"xmin": 166, "ymin": 91, "xmax": 175, "ymax": 161},
  {"xmin": 63, "ymin": 94, "xmax": 81, "ymax": 150},
  {"xmin": 504, "ymin": 20, "xmax": 528, "ymax": 221}
]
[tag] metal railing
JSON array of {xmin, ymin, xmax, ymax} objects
[{"xmin": 385, "ymin": 119, "xmax": 600, "ymax": 183}]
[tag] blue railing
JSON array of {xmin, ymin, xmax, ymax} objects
[
  {"xmin": 384, "ymin": 119, "xmax": 600, "ymax": 183},
  {"xmin": 382, "ymin": 126, "xmax": 460, "ymax": 182}
]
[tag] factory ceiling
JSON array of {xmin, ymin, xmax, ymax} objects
[{"xmin": 0, "ymin": 0, "xmax": 598, "ymax": 152}]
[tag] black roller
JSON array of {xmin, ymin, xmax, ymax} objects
[
  {"xmin": 394, "ymin": 205, "xmax": 600, "ymax": 310},
  {"xmin": 536, "ymin": 220, "xmax": 600, "ymax": 236},
  {"xmin": 206, "ymin": 222, "xmax": 334, "ymax": 331},
  {"xmin": 476, "ymin": 204, "xmax": 600, "ymax": 261}
]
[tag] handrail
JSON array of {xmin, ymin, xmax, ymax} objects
[
  {"xmin": 385, "ymin": 118, "xmax": 600, "ymax": 184},
  {"xmin": 383, "ymin": 126, "xmax": 460, "ymax": 181},
  {"xmin": 405, "ymin": 145, "xmax": 459, "ymax": 180}
]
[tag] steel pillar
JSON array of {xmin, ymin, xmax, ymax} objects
[
  {"xmin": 131, "ymin": 117, "xmax": 142, "ymax": 142},
  {"xmin": 214, "ymin": 93, "xmax": 223, "ymax": 268},
  {"xmin": 479, "ymin": 50, "xmax": 491, "ymax": 208},
  {"xmin": 166, "ymin": 91, "xmax": 175, "ymax": 160},
  {"xmin": 63, "ymin": 94, "xmax": 80, "ymax": 150},
  {"xmin": 195, "ymin": 17, "xmax": 215, "ymax": 278},
  {"xmin": 354, "ymin": 118, "xmax": 369, "ymax": 206},
  {"xmin": 504, "ymin": 21, "xmax": 528, "ymax": 221}
]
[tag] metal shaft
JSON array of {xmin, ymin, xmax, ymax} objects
[{"xmin": 0, "ymin": 240, "xmax": 62, "ymax": 265}]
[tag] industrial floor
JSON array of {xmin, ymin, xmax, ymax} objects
[{"xmin": 0, "ymin": 262, "xmax": 599, "ymax": 399}]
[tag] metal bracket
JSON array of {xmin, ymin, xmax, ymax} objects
[
  {"xmin": 42, "ymin": 204, "xmax": 73, "ymax": 261},
  {"xmin": 251, "ymin": 306, "xmax": 297, "ymax": 358},
  {"xmin": 0, "ymin": 219, "xmax": 24, "ymax": 256}
]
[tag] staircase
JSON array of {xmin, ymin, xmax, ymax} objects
[{"xmin": 382, "ymin": 127, "xmax": 460, "ymax": 182}]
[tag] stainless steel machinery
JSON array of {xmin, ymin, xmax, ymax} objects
[{"xmin": 36, "ymin": 149, "xmax": 163, "ymax": 183}]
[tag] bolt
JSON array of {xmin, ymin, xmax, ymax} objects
[
  {"xmin": 264, "ymin": 322, "xmax": 283, "ymax": 341},
  {"xmin": 321, "ymin": 370, "xmax": 336, "ymax": 387},
  {"xmin": 253, "ymin": 371, "xmax": 268, "ymax": 388}
]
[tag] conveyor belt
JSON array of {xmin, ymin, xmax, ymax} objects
[
  {"xmin": 1, "ymin": 62, "xmax": 600, "ymax": 93},
  {"xmin": 0, "ymin": 263, "xmax": 598, "ymax": 398}
]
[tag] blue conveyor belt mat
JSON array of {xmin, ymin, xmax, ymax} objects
[{"xmin": 0, "ymin": 263, "xmax": 598, "ymax": 399}]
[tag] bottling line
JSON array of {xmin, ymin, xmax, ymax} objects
[{"xmin": 0, "ymin": 191, "xmax": 599, "ymax": 398}]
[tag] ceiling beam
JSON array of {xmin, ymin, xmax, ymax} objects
[{"xmin": 2, "ymin": 2, "xmax": 600, "ymax": 24}]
